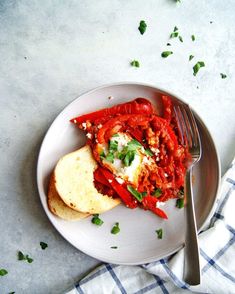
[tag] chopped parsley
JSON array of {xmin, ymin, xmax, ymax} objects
[
  {"xmin": 91, "ymin": 214, "xmax": 104, "ymax": 226},
  {"xmin": 176, "ymin": 198, "xmax": 184, "ymax": 208},
  {"xmin": 127, "ymin": 185, "xmax": 145, "ymax": 202},
  {"xmin": 152, "ymin": 188, "xmax": 162, "ymax": 197},
  {"xmin": 18, "ymin": 251, "xmax": 33, "ymax": 263},
  {"xmin": 189, "ymin": 55, "xmax": 194, "ymax": 61},
  {"xmin": 166, "ymin": 43, "xmax": 171, "ymax": 46},
  {"xmin": 138, "ymin": 20, "xmax": 147, "ymax": 35},
  {"xmin": 174, "ymin": 26, "xmax": 178, "ymax": 32},
  {"xmin": 111, "ymin": 223, "xmax": 120, "ymax": 234},
  {"xmin": 193, "ymin": 61, "xmax": 205, "ymax": 76},
  {"xmin": 9, "ymin": 292, "xmax": 15, "ymax": 294},
  {"xmin": 40, "ymin": 242, "xmax": 48, "ymax": 250},
  {"xmin": 112, "ymin": 134, "xmax": 119, "ymax": 138},
  {"xmin": 105, "ymin": 152, "xmax": 114, "ymax": 163},
  {"xmin": 123, "ymin": 150, "xmax": 135, "ymax": 166},
  {"xmin": 127, "ymin": 139, "xmax": 142, "ymax": 150},
  {"xmin": 220, "ymin": 73, "xmax": 227, "ymax": 79},
  {"xmin": 145, "ymin": 148, "xmax": 154, "ymax": 156},
  {"xmin": 110, "ymin": 246, "xmax": 118, "ymax": 249},
  {"xmin": 179, "ymin": 36, "xmax": 183, "ymax": 42},
  {"xmin": 109, "ymin": 140, "xmax": 118, "ymax": 152},
  {"xmin": 0, "ymin": 268, "xmax": 8, "ymax": 276},
  {"xmin": 170, "ymin": 32, "xmax": 178, "ymax": 38},
  {"xmin": 130, "ymin": 60, "xmax": 140, "ymax": 67},
  {"xmin": 161, "ymin": 51, "xmax": 173, "ymax": 58},
  {"xmin": 191, "ymin": 35, "xmax": 195, "ymax": 41},
  {"xmin": 100, "ymin": 151, "xmax": 106, "ymax": 160},
  {"xmin": 156, "ymin": 229, "xmax": 163, "ymax": 239}
]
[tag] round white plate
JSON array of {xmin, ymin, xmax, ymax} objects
[{"xmin": 37, "ymin": 82, "xmax": 220, "ymax": 265}]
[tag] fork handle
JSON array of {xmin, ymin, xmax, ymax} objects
[{"xmin": 183, "ymin": 168, "xmax": 201, "ymax": 285}]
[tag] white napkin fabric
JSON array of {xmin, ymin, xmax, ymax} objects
[{"xmin": 66, "ymin": 159, "xmax": 235, "ymax": 294}]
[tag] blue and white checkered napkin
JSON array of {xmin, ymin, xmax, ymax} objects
[{"xmin": 66, "ymin": 159, "xmax": 235, "ymax": 294}]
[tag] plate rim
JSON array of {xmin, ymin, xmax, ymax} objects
[{"xmin": 36, "ymin": 81, "xmax": 221, "ymax": 265}]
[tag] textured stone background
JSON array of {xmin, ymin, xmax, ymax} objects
[{"xmin": 0, "ymin": 0, "xmax": 235, "ymax": 293}]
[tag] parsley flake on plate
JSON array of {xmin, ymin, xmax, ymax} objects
[
  {"xmin": 18, "ymin": 251, "xmax": 34, "ymax": 263},
  {"xmin": 156, "ymin": 229, "xmax": 163, "ymax": 239},
  {"xmin": 138, "ymin": 20, "xmax": 147, "ymax": 35},
  {"xmin": 40, "ymin": 242, "xmax": 48, "ymax": 250},
  {"xmin": 127, "ymin": 185, "xmax": 145, "ymax": 202},
  {"xmin": 176, "ymin": 198, "xmax": 184, "ymax": 208},
  {"xmin": 170, "ymin": 32, "xmax": 178, "ymax": 38},
  {"xmin": 91, "ymin": 214, "xmax": 104, "ymax": 226},
  {"xmin": 111, "ymin": 222, "xmax": 120, "ymax": 234},
  {"xmin": 191, "ymin": 35, "xmax": 195, "ymax": 41},
  {"xmin": 220, "ymin": 73, "xmax": 227, "ymax": 79},
  {"xmin": 110, "ymin": 246, "xmax": 118, "ymax": 249},
  {"xmin": 189, "ymin": 55, "xmax": 194, "ymax": 61},
  {"xmin": 161, "ymin": 51, "xmax": 173, "ymax": 58},
  {"xmin": 178, "ymin": 35, "xmax": 183, "ymax": 42},
  {"xmin": 193, "ymin": 61, "xmax": 205, "ymax": 76},
  {"xmin": 130, "ymin": 60, "xmax": 140, "ymax": 67},
  {"xmin": 0, "ymin": 268, "xmax": 8, "ymax": 276}
]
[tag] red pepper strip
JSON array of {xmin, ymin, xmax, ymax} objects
[
  {"xmin": 97, "ymin": 114, "xmax": 150, "ymax": 144},
  {"xmin": 94, "ymin": 168, "xmax": 112, "ymax": 188},
  {"xmin": 142, "ymin": 196, "xmax": 168, "ymax": 219},
  {"xmin": 162, "ymin": 95, "xmax": 172, "ymax": 123},
  {"xmin": 99, "ymin": 167, "xmax": 138, "ymax": 209},
  {"xmin": 70, "ymin": 98, "xmax": 153, "ymax": 124}
]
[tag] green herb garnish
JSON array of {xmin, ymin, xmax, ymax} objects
[
  {"xmin": 189, "ymin": 55, "xmax": 194, "ymax": 61},
  {"xmin": 138, "ymin": 20, "xmax": 147, "ymax": 35},
  {"xmin": 18, "ymin": 251, "xmax": 33, "ymax": 263},
  {"xmin": 174, "ymin": 26, "xmax": 178, "ymax": 32},
  {"xmin": 191, "ymin": 35, "xmax": 195, "ymax": 41},
  {"xmin": 179, "ymin": 36, "xmax": 183, "ymax": 42},
  {"xmin": 105, "ymin": 152, "xmax": 114, "ymax": 163},
  {"xmin": 166, "ymin": 43, "xmax": 171, "ymax": 46},
  {"xmin": 109, "ymin": 140, "xmax": 118, "ymax": 152},
  {"xmin": 0, "ymin": 269, "xmax": 8, "ymax": 276},
  {"xmin": 91, "ymin": 214, "xmax": 104, "ymax": 226},
  {"xmin": 193, "ymin": 61, "xmax": 205, "ymax": 76},
  {"xmin": 161, "ymin": 51, "xmax": 173, "ymax": 58},
  {"xmin": 100, "ymin": 151, "xmax": 106, "ymax": 160},
  {"xmin": 145, "ymin": 148, "xmax": 154, "ymax": 156},
  {"xmin": 156, "ymin": 229, "xmax": 163, "ymax": 239},
  {"xmin": 220, "ymin": 73, "xmax": 227, "ymax": 79},
  {"xmin": 176, "ymin": 198, "xmax": 184, "ymax": 208},
  {"xmin": 9, "ymin": 292, "xmax": 15, "ymax": 294},
  {"xmin": 111, "ymin": 223, "xmax": 120, "ymax": 234},
  {"xmin": 112, "ymin": 134, "xmax": 119, "ymax": 137},
  {"xmin": 110, "ymin": 246, "xmax": 118, "ymax": 249},
  {"xmin": 123, "ymin": 150, "xmax": 135, "ymax": 167},
  {"xmin": 127, "ymin": 139, "xmax": 142, "ymax": 150},
  {"xmin": 127, "ymin": 185, "xmax": 144, "ymax": 202},
  {"xmin": 152, "ymin": 188, "xmax": 162, "ymax": 197},
  {"xmin": 170, "ymin": 32, "xmax": 178, "ymax": 38},
  {"xmin": 40, "ymin": 242, "xmax": 48, "ymax": 250},
  {"xmin": 130, "ymin": 60, "xmax": 140, "ymax": 68}
]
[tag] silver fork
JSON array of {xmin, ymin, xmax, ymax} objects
[{"xmin": 174, "ymin": 103, "xmax": 202, "ymax": 285}]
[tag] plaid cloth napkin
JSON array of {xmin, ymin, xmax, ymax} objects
[{"xmin": 66, "ymin": 158, "xmax": 235, "ymax": 294}]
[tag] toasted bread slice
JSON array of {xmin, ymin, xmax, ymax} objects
[
  {"xmin": 54, "ymin": 145, "xmax": 121, "ymax": 214},
  {"xmin": 48, "ymin": 174, "xmax": 89, "ymax": 221}
]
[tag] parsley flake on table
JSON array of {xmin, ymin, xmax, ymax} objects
[
  {"xmin": 220, "ymin": 73, "xmax": 227, "ymax": 79},
  {"xmin": 0, "ymin": 268, "xmax": 8, "ymax": 276},
  {"xmin": 130, "ymin": 60, "xmax": 140, "ymax": 67},
  {"xmin": 161, "ymin": 51, "xmax": 173, "ymax": 58},
  {"xmin": 40, "ymin": 242, "xmax": 48, "ymax": 250},
  {"xmin": 110, "ymin": 246, "xmax": 118, "ymax": 249},
  {"xmin": 138, "ymin": 20, "xmax": 147, "ymax": 35},
  {"xmin": 179, "ymin": 36, "xmax": 183, "ymax": 42},
  {"xmin": 170, "ymin": 31, "xmax": 178, "ymax": 38},
  {"xmin": 91, "ymin": 214, "xmax": 104, "ymax": 226},
  {"xmin": 111, "ymin": 222, "xmax": 120, "ymax": 234},
  {"xmin": 189, "ymin": 55, "xmax": 194, "ymax": 61},
  {"xmin": 18, "ymin": 251, "xmax": 34, "ymax": 263},
  {"xmin": 156, "ymin": 229, "xmax": 163, "ymax": 239},
  {"xmin": 193, "ymin": 61, "xmax": 205, "ymax": 76},
  {"xmin": 191, "ymin": 35, "xmax": 195, "ymax": 41},
  {"xmin": 166, "ymin": 43, "xmax": 171, "ymax": 46}
]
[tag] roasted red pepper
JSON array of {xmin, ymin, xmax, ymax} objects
[
  {"xmin": 142, "ymin": 196, "xmax": 168, "ymax": 219},
  {"xmin": 70, "ymin": 98, "xmax": 153, "ymax": 124},
  {"xmin": 99, "ymin": 167, "xmax": 138, "ymax": 209}
]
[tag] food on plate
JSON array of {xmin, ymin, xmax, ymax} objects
[
  {"xmin": 69, "ymin": 96, "xmax": 189, "ymax": 219},
  {"xmin": 47, "ymin": 173, "xmax": 89, "ymax": 221},
  {"xmin": 53, "ymin": 145, "xmax": 121, "ymax": 214}
]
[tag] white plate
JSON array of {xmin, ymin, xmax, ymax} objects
[{"xmin": 37, "ymin": 82, "xmax": 220, "ymax": 265}]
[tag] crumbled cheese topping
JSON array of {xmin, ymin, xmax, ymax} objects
[
  {"xmin": 164, "ymin": 173, "xmax": 168, "ymax": 177},
  {"xmin": 86, "ymin": 133, "xmax": 92, "ymax": 139},
  {"xmin": 108, "ymin": 179, "xmax": 113, "ymax": 183},
  {"xmin": 156, "ymin": 201, "xmax": 165, "ymax": 208},
  {"xmin": 82, "ymin": 122, "xmax": 87, "ymax": 130},
  {"xmin": 116, "ymin": 177, "xmax": 124, "ymax": 184},
  {"xmin": 73, "ymin": 119, "xmax": 77, "ymax": 123},
  {"xmin": 97, "ymin": 124, "xmax": 103, "ymax": 129},
  {"xmin": 150, "ymin": 147, "xmax": 160, "ymax": 155}
]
